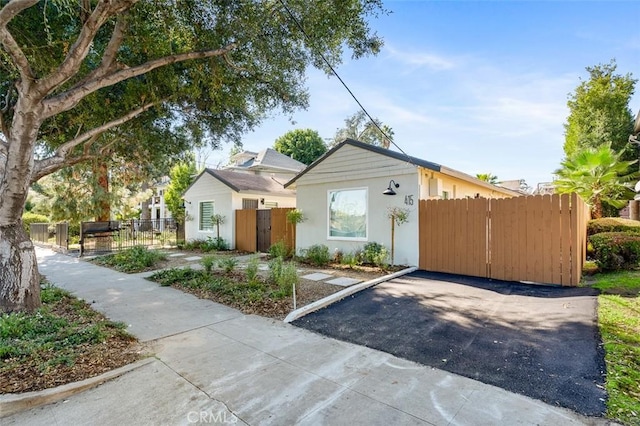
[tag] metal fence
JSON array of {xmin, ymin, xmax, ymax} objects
[{"xmin": 80, "ymin": 218, "xmax": 184, "ymax": 256}]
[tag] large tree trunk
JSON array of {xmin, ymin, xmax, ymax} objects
[
  {"xmin": 0, "ymin": 222, "xmax": 40, "ymax": 313},
  {"xmin": 94, "ymin": 161, "xmax": 111, "ymax": 221},
  {"xmin": 0, "ymin": 91, "xmax": 43, "ymax": 313}
]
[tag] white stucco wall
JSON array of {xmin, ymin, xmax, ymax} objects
[
  {"xmin": 293, "ymin": 145, "xmax": 421, "ymax": 266},
  {"xmin": 183, "ymin": 172, "xmax": 296, "ymax": 249}
]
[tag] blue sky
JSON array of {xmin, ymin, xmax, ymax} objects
[{"xmin": 206, "ymin": 0, "xmax": 640, "ymax": 189}]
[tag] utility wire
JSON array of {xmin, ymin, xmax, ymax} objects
[{"xmin": 277, "ymin": 0, "xmax": 415, "ymax": 166}]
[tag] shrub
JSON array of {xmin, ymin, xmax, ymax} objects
[
  {"xmin": 200, "ymin": 255, "xmax": 217, "ymax": 274},
  {"xmin": 149, "ymin": 268, "xmax": 203, "ymax": 287},
  {"xmin": 95, "ymin": 246, "xmax": 166, "ymax": 273},
  {"xmin": 269, "ymin": 240, "xmax": 291, "ymax": 259},
  {"xmin": 340, "ymin": 251, "xmax": 359, "ymax": 268},
  {"xmin": 268, "ymin": 256, "xmax": 283, "ymax": 284},
  {"xmin": 218, "ymin": 257, "xmax": 238, "ymax": 273},
  {"xmin": 276, "ymin": 262, "xmax": 298, "ymax": 297},
  {"xmin": 587, "ymin": 217, "xmax": 640, "ymax": 236},
  {"xmin": 245, "ymin": 256, "xmax": 260, "ymax": 283},
  {"xmin": 590, "ymin": 232, "xmax": 640, "ymax": 271},
  {"xmin": 22, "ymin": 212, "xmax": 49, "ymax": 234},
  {"xmin": 360, "ymin": 242, "xmax": 388, "ymax": 267},
  {"xmin": 182, "ymin": 237, "xmax": 228, "ymax": 252},
  {"xmin": 303, "ymin": 244, "xmax": 331, "ymax": 266}
]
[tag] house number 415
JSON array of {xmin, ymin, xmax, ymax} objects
[{"xmin": 404, "ymin": 195, "xmax": 414, "ymax": 206}]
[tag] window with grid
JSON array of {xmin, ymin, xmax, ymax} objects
[{"xmin": 199, "ymin": 201, "xmax": 214, "ymax": 231}]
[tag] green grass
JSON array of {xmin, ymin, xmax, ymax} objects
[
  {"xmin": 93, "ymin": 246, "xmax": 167, "ymax": 273},
  {"xmin": 591, "ymin": 270, "xmax": 640, "ymax": 425},
  {"xmin": 0, "ymin": 285, "xmax": 131, "ymax": 374}
]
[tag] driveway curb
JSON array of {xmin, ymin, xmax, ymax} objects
[
  {"xmin": 0, "ymin": 357, "xmax": 155, "ymax": 418},
  {"xmin": 284, "ymin": 266, "xmax": 418, "ymax": 323}
]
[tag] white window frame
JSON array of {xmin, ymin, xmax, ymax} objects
[
  {"xmin": 199, "ymin": 201, "xmax": 215, "ymax": 232},
  {"xmin": 327, "ymin": 187, "xmax": 368, "ymax": 241}
]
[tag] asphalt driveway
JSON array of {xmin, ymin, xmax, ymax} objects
[{"xmin": 293, "ymin": 270, "xmax": 607, "ymax": 417}]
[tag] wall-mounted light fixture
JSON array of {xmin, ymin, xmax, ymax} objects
[
  {"xmin": 383, "ymin": 180, "xmax": 400, "ymax": 196},
  {"xmin": 260, "ymin": 198, "xmax": 265, "ymax": 205}
]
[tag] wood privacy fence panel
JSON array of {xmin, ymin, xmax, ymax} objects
[
  {"xmin": 419, "ymin": 193, "xmax": 589, "ymax": 286},
  {"xmin": 235, "ymin": 209, "xmax": 257, "ymax": 253},
  {"xmin": 235, "ymin": 208, "xmax": 295, "ymax": 253},
  {"xmin": 270, "ymin": 208, "xmax": 296, "ymax": 252}
]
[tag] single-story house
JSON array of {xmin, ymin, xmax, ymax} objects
[
  {"xmin": 285, "ymin": 139, "xmax": 521, "ymax": 266},
  {"xmin": 183, "ymin": 169, "xmax": 296, "ymax": 246}
]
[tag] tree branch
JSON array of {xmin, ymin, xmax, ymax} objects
[
  {"xmin": 42, "ymin": 43, "xmax": 237, "ymax": 119},
  {"xmin": 73, "ymin": 14, "xmax": 128, "ymax": 89},
  {"xmin": 0, "ymin": 0, "xmax": 39, "ymax": 83},
  {"xmin": 37, "ymin": 0, "xmax": 137, "ymax": 95},
  {"xmin": 32, "ymin": 101, "xmax": 157, "ymax": 180}
]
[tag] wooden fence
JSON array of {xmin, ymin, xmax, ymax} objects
[
  {"xmin": 418, "ymin": 193, "xmax": 590, "ymax": 286},
  {"xmin": 235, "ymin": 208, "xmax": 295, "ymax": 253}
]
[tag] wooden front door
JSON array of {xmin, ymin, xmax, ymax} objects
[{"xmin": 256, "ymin": 210, "xmax": 271, "ymax": 252}]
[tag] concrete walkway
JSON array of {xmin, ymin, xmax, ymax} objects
[{"xmin": 2, "ymin": 248, "xmax": 607, "ymax": 425}]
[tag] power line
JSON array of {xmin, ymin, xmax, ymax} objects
[{"xmin": 277, "ymin": 0, "xmax": 415, "ymax": 166}]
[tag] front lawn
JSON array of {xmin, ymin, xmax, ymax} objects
[
  {"xmin": 591, "ymin": 270, "xmax": 640, "ymax": 425},
  {"xmin": 0, "ymin": 284, "xmax": 142, "ymax": 393}
]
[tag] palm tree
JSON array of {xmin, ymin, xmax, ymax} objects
[
  {"xmin": 554, "ymin": 144, "xmax": 638, "ymax": 218},
  {"xmin": 476, "ymin": 173, "xmax": 499, "ymax": 184}
]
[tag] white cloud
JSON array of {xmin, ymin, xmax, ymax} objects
[{"xmin": 384, "ymin": 44, "xmax": 457, "ymax": 72}]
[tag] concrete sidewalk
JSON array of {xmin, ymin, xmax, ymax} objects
[{"xmin": 2, "ymin": 248, "xmax": 605, "ymax": 425}]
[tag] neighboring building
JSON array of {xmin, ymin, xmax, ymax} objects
[
  {"xmin": 224, "ymin": 147, "xmax": 305, "ymax": 181},
  {"xmin": 148, "ymin": 176, "xmax": 171, "ymax": 220},
  {"xmin": 183, "ymin": 169, "xmax": 296, "ymax": 245},
  {"xmin": 533, "ymin": 182, "xmax": 555, "ymax": 196},
  {"xmin": 285, "ymin": 139, "xmax": 520, "ymax": 266}
]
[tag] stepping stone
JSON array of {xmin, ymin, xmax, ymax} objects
[
  {"xmin": 302, "ymin": 273, "xmax": 333, "ymax": 281},
  {"xmin": 168, "ymin": 253, "xmax": 186, "ymax": 257},
  {"xmin": 326, "ymin": 277, "xmax": 362, "ymax": 287},
  {"xmin": 184, "ymin": 256, "xmax": 202, "ymax": 261},
  {"xmin": 259, "ymin": 265, "xmax": 269, "ymax": 271}
]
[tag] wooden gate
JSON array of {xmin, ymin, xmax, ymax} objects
[
  {"xmin": 419, "ymin": 193, "xmax": 589, "ymax": 286},
  {"xmin": 257, "ymin": 210, "xmax": 271, "ymax": 252},
  {"xmin": 235, "ymin": 208, "xmax": 296, "ymax": 253}
]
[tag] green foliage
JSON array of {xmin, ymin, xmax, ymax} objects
[
  {"xmin": 150, "ymin": 268, "xmax": 203, "ymax": 287},
  {"xmin": 182, "ymin": 237, "xmax": 228, "ymax": 252},
  {"xmin": 333, "ymin": 111, "xmax": 394, "ymax": 148},
  {"xmin": 93, "ymin": 246, "xmax": 166, "ymax": 273},
  {"xmin": 587, "ymin": 218, "xmax": 640, "ymax": 236},
  {"xmin": 360, "ymin": 242, "xmax": 388, "ymax": 267},
  {"xmin": 286, "ymin": 209, "xmax": 306, "ymax": 225},
  {"xmin": 219, "ymin": 257, "xmax": 238, "ymax": 273},
  {"xmin": 200, "ymin": 255, "xmax": 218, "ymax": 274},
  {"xmin": 274, "ymin": 129, "xmax": 327, "ymax": 165},
  {"xmin": 245, "ymin": 256, "xmax": 260, "ymax": 283},
  {"xmin": 387, "ymin": 207, "xmax": 410, "ymax": 226},
  {"xmin": 267, "ymin": 257, "xmax": 297, "ymax": 297},
  {"xmin": 554, "ymin": 144, "xmax": 638, "ymax": 218},
  {"xmin": 269, "ymin": 240, "xmax": 292, "ymax": 260},
  {"xmin": 590, "ymin": 232, "xmax": 640, "ymax": 271},
  {"xmin": 341, "ymin": 252, "xmax": 359, "ymax": 268},
  {"xmin": 165, "ymin": 162, "xmax": 197, "ymax": 223},
  {"xmin": 476, "ymin": 173, "xmax": 499, "ymax": 184},
  {"xmin": 22, "ymin": 212, "xmax": 49, "ymax": 233},
  {"xmin": 591, "ymin": 270, "xmax": 640, "ymax": 424},
  {"xmin": 0, "ymin": 285, "xmax": 133, "ymax": 372},
  {"xmin": 303, "ymin": 244, "xmax": 331, "ymax": 266},
  {"xmin": 564, "ymin": 60, "xmax": 637, "ymax": 162}
]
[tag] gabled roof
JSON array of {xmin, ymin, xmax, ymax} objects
[
  {"xmin": 186, "ymin": 168, "xmax": 296, "ymax": 197},
  {"xmin": 226, "ymin": 148, "xmax": 305, "ymax": 173},
  {"xmin": 285, "ymin": 139, "xmax": 521, "ymax": 196}
]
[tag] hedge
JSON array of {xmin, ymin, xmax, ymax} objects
[
  {"xmin": 589, "ymin": 232, "xmax": 640, "ymax": 271},
  {"xmin": 21, "ymin": 212, "xmax": 49, "ymax": 234},
  {"xmin": 587, "ymin": 217, "xmax": 640, "ymax": 236}
]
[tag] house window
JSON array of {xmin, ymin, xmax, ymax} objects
[
  {"xmin": 264, "ymin": 201, "xmax": 278, "ymax": 208},
  {"xmin": 199, "ymin": 201, "xmax": 214, "ymax": 231},
  {"xmin": 328, "ymin": 188, "xmax": 367, "ymax": 240},
  {"xmin": 442, "ymin": 191, "xmax": 449, "ymax": 200},
  {"xmin": 242, "ymin": 198, "xmax": 258, "ymax": 209}
]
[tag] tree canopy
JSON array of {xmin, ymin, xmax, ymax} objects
[
  {"xmin": 332, "ymin": 110, "xmax": 393, "ymax": 148},
  {"xmin": 475, "ymin": 173, "xmax": 499, "ymax": 184},
  {"xmin": 554, "ymin": 144, "xmax": 638, "ymax": 218},
  {"xmin": 0, "ymin": 0, "xmax": 385, "ymax": 313},
  {"xmin": 164, "ymin": 161, "xmax": 197, "ymax": 223},
  {"xmin": 274, "ymin": 128, "xmax": 327, "ymax": 165},
  {"xmin": 563, "ymin": 60, "xmax": 637, "ymax": 162}
]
